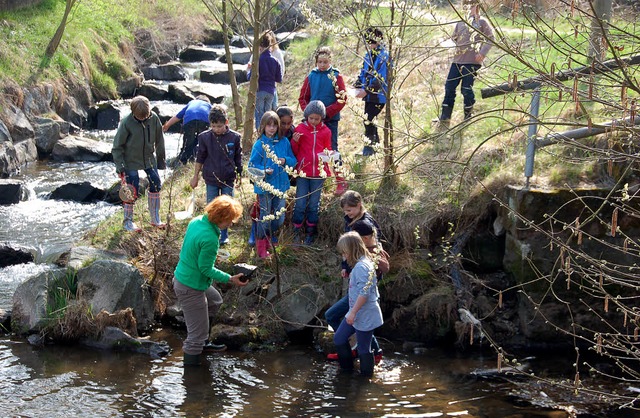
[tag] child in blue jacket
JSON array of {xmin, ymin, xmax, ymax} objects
[{"xmin": 248, "ymin": 111, "xmax": 297, "ymax": 258}]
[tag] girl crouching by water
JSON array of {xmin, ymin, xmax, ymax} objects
[{"xmin": 334, "ymin": 231, "xmax": 383, "ymax": 377}]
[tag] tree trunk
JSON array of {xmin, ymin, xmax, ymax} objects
[
  {"xmin": 242, "ymin": 0, "xmax": 263, "ymax": 150},
  {"xmin": 588, "ymin": 0, "xmax": 612, "ymax": 63},
  {"xmin": 44, "ymin": 0, "xmax": 76, "ymax": 61},
  {"xmin": 222, "ymin": 0, "xmax": 244, "ymax": 129}
]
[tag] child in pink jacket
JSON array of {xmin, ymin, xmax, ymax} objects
[{"xmin": 291, "ymin": 101, "xmax": 332, "ymax": 244}]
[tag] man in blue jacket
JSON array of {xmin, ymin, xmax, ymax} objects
[{"xmin": 163, "ymin": 95, "xmax": 212, "ymax": 164}]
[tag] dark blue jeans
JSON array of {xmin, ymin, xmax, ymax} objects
[
  {"xmin": 125, "ymin": 168, "xmax": 161, "ymax": 196},
  {"xmin": 442, "ymin": 63, "xmax": 481, "ymax": 112},
  {"xmin": 334, "ymin": 320, "xmax": 374, "ymax": 357},
  {"xmin": 325, "ymin": 119, "xmax": 339, "ymax": 152},
  {"xmin": 325, "ymin": 295, "xmax": 380, "ymax": 353},
  {"xmin": 292, "ymin": 177, "xmax": 325, "ymax": 226}
]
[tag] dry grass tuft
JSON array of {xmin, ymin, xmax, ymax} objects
[
  {"xmin": 48, "ymin": 300, "xmax": 97, "ymax": 342},
  {"xmin": 95, "ymin": 308, "xmax": 138, "ymax": 337}
]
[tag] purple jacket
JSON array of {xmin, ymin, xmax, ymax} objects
[
  {"xmin": 248, "ymin": 49, "xmax": 282, "ymax": 95},
  {"xmin": 195, "ymin": 127, "xmax": 242, "ymax": 187}
]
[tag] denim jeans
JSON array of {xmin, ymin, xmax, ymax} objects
[
  {"xmin": 125, "ymin": 168, "xmax": 162, "ymax": 196},
  {"xmin": 257, "ymin": 193, "xmax": 285, "ymax": 239},
  {"xmin": 255, "ymin": 90, "xmax": 275, "ymax": 130},
  {"xmin": 292, "ymin": 177, "xmax": 325, "ymax": 226},
  {"xmin": 206, "ymin": 185, "xmax": 234, "ymax": 242},
  {"xmin": 443, "ymin": 63, "xmax": 481, "ymax": 111},
  {"xmin": 326, "ymin": 295, "xmax": 380, "ymax": 352},
  {"xmin": 334, "ymin": 319, "xmax": 375, "ymax": 357},
  {"xmin": 325, "ymin": 119, "xmax": 339, "ymax": 153},
  {"xmin": 206, "ymin": 184, "xmax": 234, "ymax": 203}
]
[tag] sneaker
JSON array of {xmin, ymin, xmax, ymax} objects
[
  {"xmin": 202, "ymin": 341, "xmax": 227, "ymax": 353},
  {"xmin": 374, "ymin": 350, "xmax": 383, "ymax": 365}
]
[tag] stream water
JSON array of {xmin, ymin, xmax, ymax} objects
[{"xmin": 2, "ymin": 46, "xmax": 639, "ymax": 418}]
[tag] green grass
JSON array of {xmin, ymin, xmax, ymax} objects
[{"xmin": 46, "ymin": 269, "xmax": 78, "ymax": 319}]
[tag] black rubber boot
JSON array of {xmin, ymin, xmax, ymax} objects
[
  {"xmin": 336, "ymin": 343, "xmax": 354, "ymax": 371},
  {"xmin": 439, "ymin": 104, "xmax": 453, "ymax": 121},
  {"xmin": 183, "ymin": 352, "xmax": 201, "ymax": 366},
  {"xmin": 464, "ymin": 106, "xmax": 473, "ymax": 121},
  {"xmin": 359, "ymin": 352, "xmax": 375, "ymax": 377},
  {"xmin": 362, "ymin": 122, "xmax": 377, "ymax": 156}
]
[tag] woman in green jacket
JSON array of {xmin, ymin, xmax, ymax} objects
[
  {"xmin": 173, "ymin": 194, "xmax": 247, "ymax": 366},
  {"xmin": 112, "ymin": 95, "xmax": 167, "ymax": 231}
]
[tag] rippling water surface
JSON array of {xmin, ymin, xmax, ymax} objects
[{"xmin": 0, "ymin": 330, "xmax": 594, "ymax": 418}]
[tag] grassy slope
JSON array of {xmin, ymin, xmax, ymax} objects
[{"xmin": 4, "ymin": 1, "xmax": 640, "ymax": 289}]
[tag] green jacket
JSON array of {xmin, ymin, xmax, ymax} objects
[
  {"xmin": 174, "ymin": 215, "xmax": 231, "ymax": 291},
  {"xmin": 112, "ymin": 112, "xmax": 166, "ymax": 173}
]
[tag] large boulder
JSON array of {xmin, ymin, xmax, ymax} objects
[
  {"xmin": 178, "ymin": 45, "xmax": 219, "ymax": 62},
  {"xmin": 87, "ymin": 102, "xmax": 121, "ymax": 131},
  {"xmin": 11, "ymin": 268, "xmax": 67, "ymax": 334},
  {"xmin": 0, "ymin": 179, "xmax": 28, "ymax": 205},
  {"xmin": 33, "ymin": 116, "xmax": 63, "ymax": 157},
  {"xmin": 51, "ymin": 135, "xmax": 112, "ymax": 162},
  {"xmin": 0, "ymin": 243, "xmax": 34, "ymax": 267},
  {"xmin": 271, "ymin": 283, "xmax": 328, "ymax": 332},
  {"xmin": 65, "ymin": 245, "xmax": 127, "ymax": 271},
  {"xmin": 49, "ymin": 181, "xmax": 106, "ymax": 203},
  {"xmin": 137, "ymin": 83, "xmax": 169, "ymax": 101},
  {"xmin": 4, "ymin": 103, "xmax": 34, "ymax": 143},
  {"xmin": 200, "ymin": 69, "xmax": 247, "ymax": 85},
  {"xmin": 57, "ymin": 95, "xmax": 88, "ymax": 128},
  {"xmin": 0, "ymin": 141, "xmax": 19, "ymax": 178},
  {"xmin": 117, "ymin": 75, "xmax": 143, "ymax": 98},
  {"xmin": 185, "ymin": 84, "xmax": 226, "ymax": 104},
  {"xmin": 13, "ymin": 137, "xmax": 37, "ymax": 167},
  {"xmin": 168, "ymin": 83, "xmax": 195, "ymax": 104},
  {"xmin": 219, "ymin": 49, "xmax": 252, "ymax": 65},
  {"xmin": 76, "ymin": 260, "xmax": 155, "ymax": 332},
  {"xmin": 142, "ymin": 63, "xmax": 187, "ymax": 81},
  {"xmin": 80, "ymin": 326, "xmax": 169, "ymax": 357},
  {"xmin": 202, "ymin": 28, "xmax": 226, "ymax": 45},
  {"xmin": 22, "ymin": 84, "xmax": 55, "ymax": 116}
]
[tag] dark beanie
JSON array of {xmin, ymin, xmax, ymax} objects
[
  {"xmin": 352, "ymin": 219, "xmax": 375, "ymax": 237},
  {"xmin": 304, "ymin": 100, "xmax": 326, "ymax": 119}
]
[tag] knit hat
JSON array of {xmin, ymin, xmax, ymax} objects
[
  {"xmin": 304, "ymin": 100, "xmax": 326, "ymax": 119},
  {"xmin": 351, "ymin": 219, "xmax": 375, "ymax": 237}
]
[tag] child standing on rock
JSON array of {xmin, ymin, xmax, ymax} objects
[
  {"xmin": 291, "ymin": 101, "xmax": 332, "ymax": 244},
  {"xmin": 190, "ymin": 104, "xmax": 243, "ymax": 245},
  {"xmin": 248, "ymin": 111, "xmax": 297, "ymax": 259}
]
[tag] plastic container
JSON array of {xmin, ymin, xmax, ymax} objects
[
  {"xmin": 247, "ymin": 167, "xmax": 265, "ymax": 182},
  {"xmin": 217, "ymin": 249, "xmax": 230, "ymax": 261},
  {"xmin": 317, "ymin": 151, "xmax": 340, "ymax": 163}
]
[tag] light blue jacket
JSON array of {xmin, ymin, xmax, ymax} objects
[
  {"xmin": 248, "ymin": 134, "xmax": 296, "ymax": 195},
  {"xmin": 348, "ymin": 256, "xmax": 383, "ymax": 331}
]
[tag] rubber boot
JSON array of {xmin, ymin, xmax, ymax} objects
[
  {"xmin": 123, "ymin": 202, "xmax": 141, "ymax": 232},
  {"xmin": 304, "ymin": 224, "xmax": 317, "ymax": 245},
  {"xmin": 271, "ymin": 233, "xmax": 279, "ymax": 248},
  {"xmin": 336, "ymin": 343, "xmax": 354, "ymax": 371},
  {"xmin": 334, "ymin": 175, "xmax": 347, "ymax": 197},
  {"xmin": 183, "ymin": 352, "xmax": 201, "ymax": 366},
  {"xmin": 359, "ymin": 351, "xmax": 375, "ymax": 377},
  {"xmin": 257, "ymin": 238, "xmax": 271, "ymax": 259},
  {"xmin": 148, "ymin": 192, "xmax": 166, "ymax": 228},
  {"xmin": 436, "ymin": 104, "xmax": 453, "ymax": 133},
  {"xmin": 248, "ymin": 221, "xmax": 257, "ymax": 247},
  {"xmin": 362, "ymin": 122, "xmax": 377, "ymax": 156},
  {"xmin": 220, "ymin": 228, "xmax": 229, "ymax": 246},
  {"xmin": 464, "ymin": 105, "xmax": 474, "ymax": 121}
]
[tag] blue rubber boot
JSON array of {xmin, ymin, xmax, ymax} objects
[{"xmin": 248, "ymin": 221, "xmax": 256, "ymax": 247}]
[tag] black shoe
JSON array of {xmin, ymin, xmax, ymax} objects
[{"xmin": 202, "ymin": 342, "xmax": 227, "ymax": 353}]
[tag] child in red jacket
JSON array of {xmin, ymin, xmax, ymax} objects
[{"xmin": 291, "ymin": 101, "xmax": 332, "ymax": 244}]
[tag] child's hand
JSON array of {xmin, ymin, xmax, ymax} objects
[
  {"xmin": 190, "ymin": 176, "xmax": 199, "ymax": 189},
  {"xmin": 341, "ymin": 269, "xmax": 348, "ymax": 278},
  {"xmin": 292, "ymin": 132, "xmax": 301, "ymax": 142},
  {"xmin": 346, "ymin": 311, "xmax": 356, "ymax": 325},
  {"xmin": 265, "ymin": 168, "xmax": 274, "ymax": 175}
]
